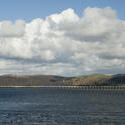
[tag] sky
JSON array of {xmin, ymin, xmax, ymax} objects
[
  {"xmin": 0, "ymin": 0, "xmax": 125, "ymax": 76},
  {"xmin": 0, "ymin": 0, "xmax": 125, "ymax": 21}
]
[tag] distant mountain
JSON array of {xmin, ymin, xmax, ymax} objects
[
  {"xmin": 0, "ymin": 74, "xmax": 72, "ymax": 86},
  {"xmin": 64, "ymin": 74, "xmax": 125, "ymax": 86},
  {"xmin": 0, "ymin": 74, "xmax": 125, "ymax": 86}
]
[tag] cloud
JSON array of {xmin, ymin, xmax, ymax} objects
[
  {"xmin": 0, "ymin": 7, "xmax": 125, "ymax": 76},
  {"xmin": 0, "ymin": 20, "xmax": 25, "ymax": 37}
]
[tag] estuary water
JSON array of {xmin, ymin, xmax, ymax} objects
[{"xmin": 0, "ymin": 88, "xmax": 125, "ymax": 125}]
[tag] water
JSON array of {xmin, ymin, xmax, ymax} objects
[{"xmin": 0, "ymin": 88, "xmax": 125, "ymax": 125}]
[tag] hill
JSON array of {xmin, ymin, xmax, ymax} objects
[
  {"xmin": 64, "ymin": 74, "xmax": 125, "ymax": 86},
  {"xmin": 0, "ymin": 74, "xmax": 125, "ymax": 86},
  {"xmin": 0, "ymin": 74, "xmax": 71, "ymax": 86}
]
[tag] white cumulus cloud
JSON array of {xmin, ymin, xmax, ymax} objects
[
  {"xmin": 0, "ymin": 20, "xmax": 25, "ymax": 37},
  {"xmin": 0, "ymin": 7, "xmax": 125, "ymax": 76}
]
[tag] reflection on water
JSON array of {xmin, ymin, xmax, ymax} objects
[{"xmin": 0, "ymin": 88, "xmax": 125, "ymax": 125}]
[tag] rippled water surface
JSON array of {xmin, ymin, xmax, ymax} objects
[{"xmin": 0, "ymin": 88, "xmax": 125, "ymax": 125}]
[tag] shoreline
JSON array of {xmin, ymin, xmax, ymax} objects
[{"xmin": 0, "ymin": 86, "xmax": 125, "ymax": 90}]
